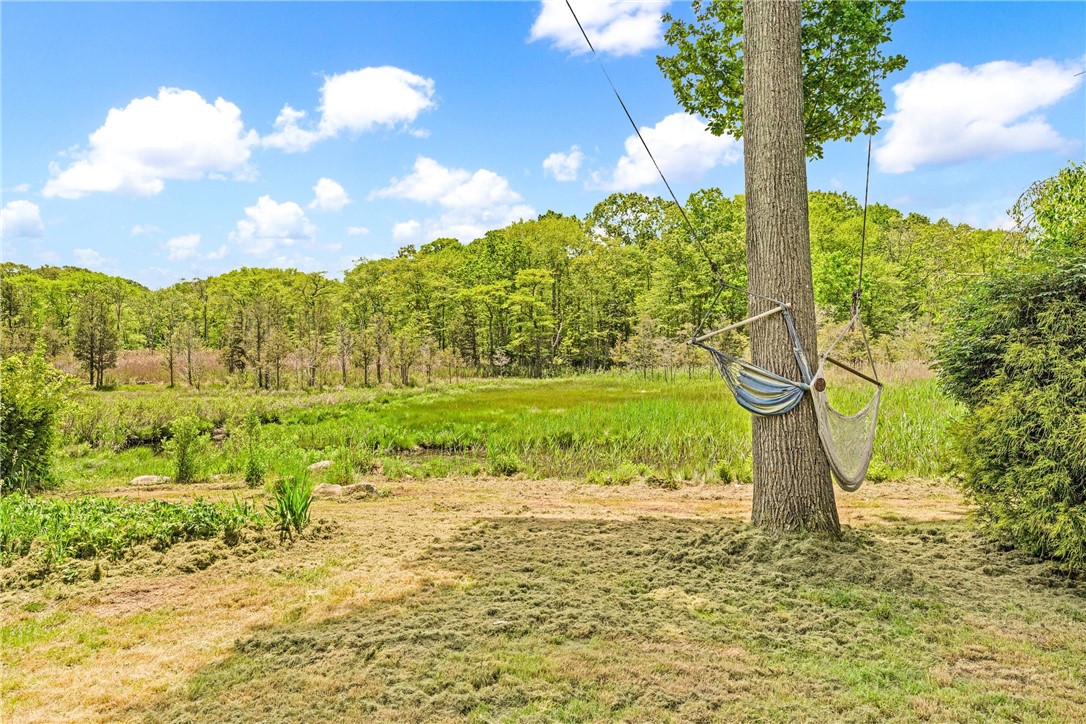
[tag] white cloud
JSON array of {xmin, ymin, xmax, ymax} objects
[
  {"xmin": 543, "ymin": 145, "xmax": 585, "ymax": 182},
  {"xmin": 262, "ymin": 66, "xmax": 436, "ymax": 152},
  {"xmin": 308, "ymin": 177, "xmax": 352, "ymax": 212},
  {"xmin": 595, "ymin": 112, "xmax": 741, "ymax": 191},
  {"xmin": 1, "ymin": 200, "xmax": 45, "ymax": 238},
  {"xmin": 393, "ymin": 220, "xmax": 421, "ymax": 240},
  {"xmin": 165, "ymin": 234, "xmax": 202, "ymax": 261},
  {"xmin": 372, "ymin": 156, "xmax": 535, "ymax": 242},
  {"xmin": 164, "ymin": 233, "xmax": 229, "ymax": 262},
  {"xmin": 261, "ymin": 105, "xmax": 319, "ymax": 154},
  {"xmin": 130, "ymin": 224, "xmax": 162, "ymax": 236},
  {"xmin": 876, "ymin": 59, "xmax": 1084, "ymax": 173},
  {"xmin": 347, "ymin": 226, "xmax": 370, "ymax": 236},
  {"xmin": 6, "ymin": 183, "xmax": 31, "ymax": 193},
  {"xmin": 268, "ymin": 253, "xmax": 322, "ymax": 272},
  {"xmin": 74, "ymin": 247, "xmax": 113, "ymax": 270},
  {"xmin": 530, "ymin": 0, "xmax": 669, "ymax": 57},
  {"xmin": 44, "ymin": 87, "xmax": 258, "ymax": 199},
  {"xmin": 230, "ymin": 195, "xmax": 316, "ymax": 256},
  {"xmin": 373, "ymin": 156, "xmax": 523, "ymax": 208}
]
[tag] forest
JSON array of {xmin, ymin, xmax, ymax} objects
[{"xmin": 1, "ymin": 189, "xmax": 1013, "ymax": 388}]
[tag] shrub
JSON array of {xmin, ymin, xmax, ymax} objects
[
  {"xmin": 0, "ymin": 493, "xmax": 263, "ymax": 568},
  {"xmin": 0, "ymin": 351, "xmax": 78, "ymax": 491},
  {"xmin": 586, "ymin": 463, "xmax": 642, "ymax": 486},
  {"xmin": 935, "ymin": 256, "xmax": 1086, "ymax": 572},
  {"xmin": 487, "ymin": 452, "xmax": 523, "ymax": 477},
  {"xmin": 265, "ymin": 465, "xmax": 313, "ymax": 539},
  {"xmin": 241, "ymin": 414, "xmax": 267, "ymax": 488},
  {"xmin": 163, "ymin": 415, "xmax": 208, "ymax": 483},
  {"xmin": 327, "ymin": 439, "xmax": 373, "ymax": 486}
]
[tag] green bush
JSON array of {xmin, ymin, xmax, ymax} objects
[
  {"xmin": 163, "ymin": 415, "xmax": 208, "ymax": 483},
  {"xmin": 936, "ymin": 256, "xmax": 1086, "ymax": 572},
  {"xmin": 327, "ymin": 438, "xmax": 373, "ymax": 486},
  {"xmin": 0, "ymin": 493, "xmax": 262, "ymax": 567},
  {"xmin": 0, "ymin": 351, "xmax": 77, "ymax": 491},
  {"xmin": 487, "ymin": 452, "xmax": 524, "ymax": 477},
  {"xmin": 265, "ymin": 465, "xmax": 313, "ymax": 539},
  {"xmin": 241, "ymin": 414, "xmax": 267, "ymax": 488}
]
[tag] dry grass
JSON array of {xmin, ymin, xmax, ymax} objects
[
  {"xmin": 4, "ymin": 476, "xmax": 1084, "ymax": 722},
  {"xmin": 0, "ymin": 475, "xmax": 1005, "ymax": 723}
]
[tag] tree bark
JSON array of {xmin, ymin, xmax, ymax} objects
[{"xmin": 743, "ymin": 0, "xmax": 840, "ymax": 535}]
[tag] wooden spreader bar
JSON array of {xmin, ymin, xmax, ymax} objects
[
  {"xmin": 824, "ymin": 355, "xmax": 882, "ymax": 387},
  {"xmin": 691, "ymin": 304, "xmax": 792, "ymax": 344}
]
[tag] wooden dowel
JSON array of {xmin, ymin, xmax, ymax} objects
[
  {"xmin": 824, "ymin": 355, "xmax": 882, "ymax": 387},
  {"xmin": 691, "ymin": 304, "xmax": 791, "ymax": 344}
]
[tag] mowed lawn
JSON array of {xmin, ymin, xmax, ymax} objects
[{"xmin": 3, "ymin": 375, "xmax": 1085, "ymax": 722}]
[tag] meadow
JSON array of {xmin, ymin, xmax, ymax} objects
[
  {"xmin": 3, "ymin": 370, "xmax": 1085, "ymax": 722},
  {"xmin": 54, "ymin": 368, "xmax": 952, "ymax": 494}
]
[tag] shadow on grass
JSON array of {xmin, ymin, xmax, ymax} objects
[{"xmin": 140, "ymin": 517, "xmax": 1086, "ymax": 723}]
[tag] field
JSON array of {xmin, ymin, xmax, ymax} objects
[{"xmin": 3, "ymin": 374, "xmax": 1086, "ymax": 722}]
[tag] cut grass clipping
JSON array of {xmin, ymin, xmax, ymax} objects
[{"xmin": 149, "ymin": 517, "xmax": 1086, "ymax": 722}]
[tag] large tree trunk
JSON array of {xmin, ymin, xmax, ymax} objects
[{"xmin": 743, "ymin": 0, "xmax": 840, "ymax": 535}]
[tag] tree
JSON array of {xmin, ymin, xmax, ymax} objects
[
  {"xmin": 659, "ymin": 0, "xmax": 906, "ymax": 159},
  {"xmin": 660, "ymin": 0, "xmax": 905, "ymax": 534},
  {"xmin": 0, "ymin": 349, "xmax": 77, "ymax": 490},
  {"xmin": 335, "ymin": 319, "xmax": 355, "ymax": 386},
  {"xmin": 73, "ymin": 290, "xmax": 118, "ymax": 388},
  {"xmin": 159, "ymin": 291, "xmax": 186, "ymax": 388},
  {"xmin": 1011, "ymin": 161, "xmax": 1085, "ymax": 255},
  {"xmin": 178, "ymin": 320, "xmax": 204, "ymax": 390}
]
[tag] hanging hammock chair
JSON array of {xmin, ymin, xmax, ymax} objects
[{"xmin": 807, "ymin": 299, "xmax": 883, "ymax": 492}]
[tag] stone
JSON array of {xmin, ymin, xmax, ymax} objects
[
  {"xmin": 313, "ymin": 483, "xmax": 345, "ymax": 497},
  {"xmin": 130, "ymin": 475, "xmax": 172, "ymax": 486},
  {"xmin": 308, "ymin": 460, "xmax": 333, "ymax": 473}
]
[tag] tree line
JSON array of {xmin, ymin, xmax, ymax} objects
[{"xmin": 0, "ymin": 189, "xmax": 1016, "ymax": 388}]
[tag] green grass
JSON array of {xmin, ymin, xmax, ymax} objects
[
  {"xmin": 0, "ymin": 493, "xmax": 262, "ymax": 570},
  {"xmin": 143, "ymin": 517, "xmax": 1086, "ymax": 722},
  {"xmin": 54, "ymin": 374, "xmax": 962, "ymax": 490}
]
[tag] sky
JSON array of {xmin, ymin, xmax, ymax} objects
[{"xmin": 2, "ymin": 1, "xmax": 1084, "ymax": 288}]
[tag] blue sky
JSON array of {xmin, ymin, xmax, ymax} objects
[{"xmin": 2, "ymin": 1, "xmax": 1083, "ymax": 288}]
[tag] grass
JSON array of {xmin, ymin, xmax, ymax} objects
[
  {"xmin": 143, "ymin": 516, "xmax": 1086, "ymax": 722},
  {"xmin": 0, "ymin": 493, "xmax": 262, "ymax": 571},
  {"xmin": 54, "ymin": 373, "xmax": 962, "ymax": 491}
]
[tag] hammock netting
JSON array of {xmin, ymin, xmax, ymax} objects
[{"xmin": 811, "ymin": 379, "xmax": 881, "ymax": 492}]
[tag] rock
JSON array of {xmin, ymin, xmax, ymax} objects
[
  {"xmin": 130, "ymin": 475, "xmax": 172, "ymax": 486},
  {"xmin": 312, "ymin": 482, "xmax": 379, "ymax": 499},
  {"xmin": 210, "ymin": 427, "xmax": 228, "ymax": 443},
  {"xmin": 313, "ymin": 483, "xmax": 345, "ymax": 497},
  {"xmin": 308, "ymin": 460, "xmax": 333, "ymax": 473}
]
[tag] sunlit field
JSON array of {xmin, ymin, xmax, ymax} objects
[
  {"xmin": 4, "ymin": 372, "xmax": 1084, "ymax": 723},
  {"xmin": 54, "ymin": 371, "xmax": 957, "ymax": 493}
]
